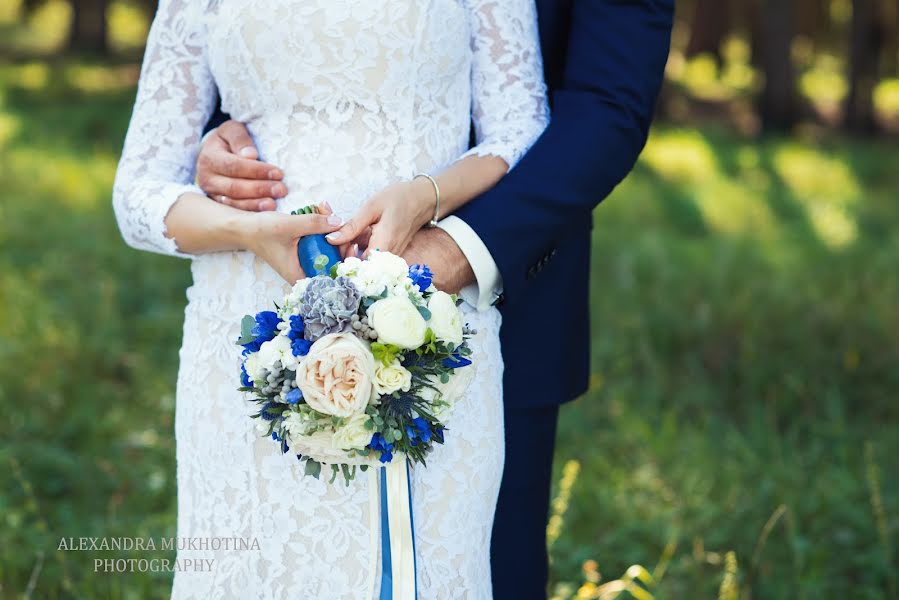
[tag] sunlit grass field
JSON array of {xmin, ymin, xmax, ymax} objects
[{"xmin": 2, "ymin": 5, "xmax": 898, "ymax": 599}]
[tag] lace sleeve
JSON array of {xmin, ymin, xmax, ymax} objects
[
  {"xmin": 112, "ymin": 0, "xmax": 216, "ymax": 258},
  {"xmin": 460, "ymin": 0, "xmax": 550, "ymax": 170}
]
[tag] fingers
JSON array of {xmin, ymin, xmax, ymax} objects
[
  {"xmin": 325, "ymin": 204, "xmax": 378, "ymax": 245},
  {"xmin": 353, "ymin": 226, "xmax": 373, "ymax": 251},
  {"xmin": 222, "ymin": 197, "xmax": 277, "ymax": 212},
  {"xmin": 219, "ymin": 120, "xmax": 259, "ymax": 159},
  {"xmin": 285, "ymin": 212, "xmax": 344, "ymax": 237},
  {"xmin": 205, "ymin": 152, "xmax": 283, "ymax": 182},
  {"xmin": 363, "ymin": 229, "xmax": 402, "ymax": 258},
  {"xmin": 202, "ymin": 173, "xmax": 287, "ymax": 200}
]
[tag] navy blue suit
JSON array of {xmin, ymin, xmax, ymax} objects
[
  {"xmin": 207, "ymin": 1, "xmax": 673, "ymax": 596},
  {"xmin": 463, "ymin": 1, "xmax": 672, "ymax": 597}
]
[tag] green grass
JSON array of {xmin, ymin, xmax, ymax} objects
[{"xmin": 0, "ymin": 58, "xmax": 897, "ymax": 600}]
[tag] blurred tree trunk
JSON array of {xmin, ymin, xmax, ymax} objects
[
  {"xmin": 757, "ymin": 0, "xmax": 799, "ymax": 131},
  {"xmin": 68, "ymin": 0, "xmax": 109, "ymax": 55},
  {"xmin": 796, "ymin": 0, "xmax": 825, "ymax": 40},
  {"xmin": 880, "ymin": 0, "xmax": 897, "ymax": 77},
  {"xmin": 845, "ymin": 0, "xmax": 882, "ymax": 133},
  {"xmin": 686, "ymin": 0, "xmax": 730, "ymax": 64}
]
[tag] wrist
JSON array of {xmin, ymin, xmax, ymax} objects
[
  {"xmin": 229, "ymin": 211, "xmax": 259, "ymax": 252},
  {"xmin": 425, "ymin": 228, "xmax": 474, "ymax": 293},
  {"xmin": 407, "ymin": 177, "xmax": 438, "ymax": 229}
]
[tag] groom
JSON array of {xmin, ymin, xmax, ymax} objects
[{"xmin": 196, "ymin": 1, "xmax": 673, "ymax": 596}]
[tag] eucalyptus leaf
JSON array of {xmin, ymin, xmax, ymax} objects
[{"xmin": 304, "ymin": 459, "xmax": 322, "ymax": 479}]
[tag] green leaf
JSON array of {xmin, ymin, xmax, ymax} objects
[
  {"xmin": 304, "ymin": 459, "xmax": 322, "ymax": 479},
  {"xmin": 236, "ymin": 315, "xmax": 256, "ymax": 346},
  {"xmin": 371, "ymin": 342, "xmax": 400, "ymax": 366},
  {"xmin": 417, "ymin": 306, "xmax": 432, "ymax": 321}
]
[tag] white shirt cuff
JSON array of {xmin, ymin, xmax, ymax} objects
[{"xmin": 436, "ymin": 216, "xmax": 503, "ymax": 312}]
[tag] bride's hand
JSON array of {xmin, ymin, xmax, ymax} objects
[
  {"xmin": 324, "ymin": 179, "xmax": 435, "ymax": 256},
  {"xmin": 243, "ymin": 201, "xmax": 343, "ymax": 284}
]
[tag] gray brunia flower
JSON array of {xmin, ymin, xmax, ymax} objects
[{"xmin": 299, "ymin": 276, "xmax": 363, "ymax": 341}]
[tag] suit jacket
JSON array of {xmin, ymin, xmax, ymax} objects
[
  {"xmin": 458, "ymin": 0, "xmax": 673, "ymax": 407},
  {"xmin": 208, "ymin": 0, "xmax": 674, "ymax": 408}
]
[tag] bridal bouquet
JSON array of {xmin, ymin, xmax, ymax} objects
[{"xmin": 235, "ymin": 249, "xmax": 474, "ymax": 484}]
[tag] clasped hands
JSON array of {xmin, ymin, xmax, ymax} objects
[{"xmin": 197, "ymin": 121, "xmax": 473, "ymax": 292}]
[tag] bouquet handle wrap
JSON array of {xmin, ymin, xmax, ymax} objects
[
  {"xmin": 297, "ymin": 234, "xmax": 342, "ymax": 277},
  {"xmin": 368, "ymin": 459, "xmax": 417, "ymax": 600}
]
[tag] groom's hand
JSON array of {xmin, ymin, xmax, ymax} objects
[
  {"xmin": 402, "ymin": 228, "xmax": 475, "ymax": 294},
  {"xmin": 196, "ymin": 120, "xmax": 287, "ymax": 211}
]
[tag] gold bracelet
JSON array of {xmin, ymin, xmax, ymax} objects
[{"xmin": 413, "ymin": 173, "xmax": 440, "ymax": 227}]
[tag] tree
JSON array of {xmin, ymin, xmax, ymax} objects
[
  {"xmin": 845, "ymin": 0, "xmax": 883, "ymax": 133},
  {"xmin": 756, "ymin": 0, "xmax": 799, "ymax": 131},
  {"xmin": 67, "ymin": 0, "xmax": 109, "ymax": 55},
  {"xmin": 685, "ymin": 0, "xmax": 731, "ymax": 65}
]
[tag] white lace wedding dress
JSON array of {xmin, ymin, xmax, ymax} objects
[{"xmin": 113, "ymin": 0, "xmax": 548, "ymax": 597}]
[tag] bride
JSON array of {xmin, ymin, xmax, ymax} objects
[{"xmin": 113, "ymin": 0, "xmax": 548, "ymax": 597}]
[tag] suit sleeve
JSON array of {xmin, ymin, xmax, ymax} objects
[{"xmin": 453, "ymin": 0, "xmax": 674, "ymax": 303}]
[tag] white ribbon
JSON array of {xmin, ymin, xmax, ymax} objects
[
  {"xmin": 366, "ymin": 459, "xmax": 417, "ymax": 599},
  {"xmin": 383, "ymin": 459, "xmax": 417, "ymax": 599}
]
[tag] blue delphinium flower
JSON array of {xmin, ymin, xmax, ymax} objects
[
  {"xmin": 369, "ymin": 432, "xmax": 395, "ymax": 463},
  {"xmin": 291, "ymin": 338, "xmax": 312, "ymax": 357},
  {"xmin": 285, "ymin": 388, "xmax": 303, "ymax": 405},
  {"xmin": 240, "ymin": 363, "xmax": 252, "ymax": 387},
  {"xmin": 252, "ymin": 311, "xmax": 280, "ymax": 341},
  {"xmin": 286, "ymin": 313, "xmax": 311, "ymax": 356},
  {"xmin": 287, "ymin": 315, "xmax": 305, "ymax": 340},
  {"xmin": 240, "ymin": 310, "xmax": 281, "ymax": 354},
  {"xmin": 442, "ymin": 351, "xmax": 472, "ymax": 369},
  {"xmin": 408, "ymin": 264, "xmax": 433, "ymax": 291},
  {"xmin": 405, "ymin": 417, "xmax": 433, "ymax": 447},
  {"xmin": 271, "ymin": 431, "xmax": 280, "ymax": 441}
]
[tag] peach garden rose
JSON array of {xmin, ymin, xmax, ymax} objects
[{"xmin": 295, "ymin": 332, "xmax": 376, "ymax": 418}]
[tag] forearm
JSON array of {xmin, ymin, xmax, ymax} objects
[
  {"xmin": 409, "ymin": 154, "xmax": 509, "ymax": 229},
  {"xmin": 163, "ymin": 192, "xmax": 254, "ymax": 254}
]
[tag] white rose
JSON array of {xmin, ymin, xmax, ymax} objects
[
  {"xmin": 373, "ymin": 359, "xmax": 413, "ymax": 395},
  {"xmin": 295, "ymin": 333, "xmax": 376, "ymax": 417},
  {"xmin": 427, "ymin": 291, "xmax": 463, "ymax": 346},
  {"xmin": 367, "ymin": 296, "xmax": 427, "ymax": 349},
  {"xmin": 332, "ymin": 413, "xmax": 374, "ymax": 450}
]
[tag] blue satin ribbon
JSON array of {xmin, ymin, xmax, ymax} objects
[
  {"xmin": 379, "ymin": 468, "xmax": 394, "ymax": 598},
  {"xmin": 296, "ymin": 234, "xmax": 342, "ymax": 277},
  {"xmin": 378, "ymin": 461, "xmax": 418, "ymax": 599}
]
